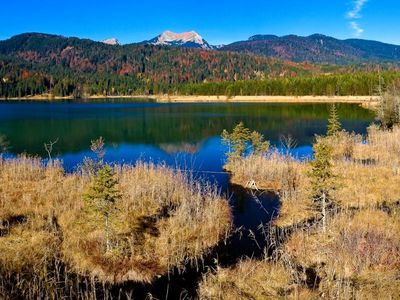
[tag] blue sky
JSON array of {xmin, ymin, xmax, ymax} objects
[{"xmin": 1, "ymin": 0, "xmax": 399, "ymax": 45}]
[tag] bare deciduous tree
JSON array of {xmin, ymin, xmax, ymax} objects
[{"xmin": 44, "ymin": 138, "xmax": 59, "ymax": 160}]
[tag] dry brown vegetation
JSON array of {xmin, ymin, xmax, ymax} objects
[
  {"xmin": 285, "ymin": 209, "xmax": 400, "ymax": 299},
  {"xmin": 224, "ymin": 152, "xmax": 316, "ymax": 228},
  {"xmin": 200, "ymin": 125, "xmax": 400, "ymax": 299},
  {"xmin": 61, "ymin": 162, "xmax": 231, "ymax": 283},
  {"xmin": 0, "ymin": 157, "xmax": 231, "ymax": 298},
  {"xmin": 198, "ymin": 259, "xmax": 318, "ymax": 300}
]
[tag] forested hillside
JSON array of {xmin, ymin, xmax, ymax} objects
[
  {"xmin": 0, "ymin": 33, "xmax": 321, "ymax": 98},
  {"xmin": 0, "ymin": 33, "xmax": 399, "ymax": 98},
  {"xmin": 221, "ymin": 34, "xmax": 400, "ymax": 64}
]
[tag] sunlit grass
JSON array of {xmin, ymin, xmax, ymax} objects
[{"xmin": 0, "ymin": 157, "xmax": 232, "ymax": 297}]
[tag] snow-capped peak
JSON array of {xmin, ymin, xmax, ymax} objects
[
  {"xmin": 102, "ymin": 38, "xmax": 120, "ymax": 45},
  {"xmin": 158, "ymin": 31, "xmax": 204, "ymax": 45},
  {"xmin": 148, "ymin": 31, "xmax": 214, "ymax": 49}
]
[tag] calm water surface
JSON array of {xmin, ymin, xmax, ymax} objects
[
  {"xmin": 0, "ymin": 100, "xmax": 374, "ymax": 298},
  {"xmin": 0, "ymin": 100, "xmax": 374, "ymax": 169}
]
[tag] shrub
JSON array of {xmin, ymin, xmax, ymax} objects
[
  {"xmin": 376, "ymin": 81, "xmax": 400, "ymax": 129},
  {"xmin": 221, "ymin": 122, "xmax": 269, "ymax": 160}
]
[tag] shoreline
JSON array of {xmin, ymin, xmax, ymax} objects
[
  {"xmin": 156, "ymin": 95, "xmax": 379, "ymax": 104},
  {"xmin": 0, "ymin": 94, "xmax": 379, "ymax": 107}
]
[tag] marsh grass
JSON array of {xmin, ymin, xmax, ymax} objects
[
  {"xmin": 198, "ymin": 259, "xmax": 318, "ymax": 300},
  {"xmin": 202, "ymin": 125, "xmax": 400, "ymax": 299},
  {"xmin": 0, "ymin": 157, "xmax": 232, "ymax": 298},
  {"xmin": 224, "ymin": 152, "xmax": 306, "ymax": 192},
  {"xmin": 284, "ymin": 209, "xmax": 400, "ymax": 299},
  {"xmin": 333, "ymin": 161, "xmax": 400, "ymax": 208},
  {"xmin": 61, "ymin": 162, "xmax": 232, "ymax": 284},
  {"xmin": 354, "ymin": 125, "xmax": 400, "ymax": 167},
  {"xmin": 224, "ymin": 152, "xmax": 316, "ymax": 228}
]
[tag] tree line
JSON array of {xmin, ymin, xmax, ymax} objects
[
  {"xmin": 171, "ymin": 72, "xmax": 400, "ymax": 97},
  {"xmin": 1, "ymin": 68, "xmax": 399, "ymax": 98}
]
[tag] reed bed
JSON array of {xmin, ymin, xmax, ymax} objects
[
  {"xmin": 224, "ymin": 152, "xmax": 305, "ymax": 192},
  {"xmin": 198, "ymin": 259, "xmax": 318, "ymax": 300},
  {"xmin": 225, "ymin": 152, "xmax": 316, "ymax": 228},
  {"xmin": 354, "ymin": 125, "xmax": 400, "ymax": 167},
  {"xmin": 201, "ymin": 125, "xmax": 400, "ymax": 299},
  {"xmin": 60, "ymin": 162, "xmax": 232, "ymax": 284},
  {"xmin": 0, "ymin": 157, "xmax": 232, "ymax": 298},
  {"xmin": 333, "ymin": 160, "xmax": 400, "ymax": 208},
  {"xmin": 285, "ymin": 209, "xmax": 400, "ymax": 299}
]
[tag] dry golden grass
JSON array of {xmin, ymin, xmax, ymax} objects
[
  {"xmin": 198, "ymin": 259, "xmax": 318, "ymax": 300},
  {"xmin": 274, "ymin": 190, "xmax": 316, "ymax": 228},
  {"xmin": 0, "ymin": 157, "xmax": 232, "ymax": 290},
  {"xmin": 333, "ymin": 161, "xmax": 400, "ymax": 208},
  {"xmin": 224, "ymin": 153, "xmax": 304, "ymax": 192},
  {"xmin": 59, "ymin": 162, "xmax": 232, "ymax": 283},
  {"xmin": 0, "ymin": 220, "xmax": 59, "ymax": 275},
  {"xmin": 0, "ymin": 156, "xmax": 66, "ymax": 222},
  {"xmin": 285, "ymin": 209, "xmax": 400, "ymax": 299},
  {"xmin": 224, "ymin": 153, "xmax": 316, "ymax": 228},
  {"xmin": 199, "ymin": 209, "xmax": 400, "ymax": 300},
  {"xmin": 324, "ymin": 130, "xmax": 363, "ymax": 161},
  {"xmin": 217, "ymin": 125, "xmax": 400, "ymax": 299},
  {"xmin": 353, "ymin": 125, "xmax": 400, "ymax": 167},
  {"xmin": 319, "ymin": 125, "xmax": 400, "ymax": 169},
  {"xmin": 225, "ymin": 126, "xmax": 400, "ymax": 227},
  {"xmin": 0, "ymin": 157, "xmax": 86, "ymax": 298}
]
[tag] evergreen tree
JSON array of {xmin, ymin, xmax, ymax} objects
[
  {"xmin": 250, "ymin": 131, "xmax": 270, "ymax": 155},
  {"xmin": 83, "ymin": 164, "xmax": 121, "ymax": 253},
  {"xmin": 327, "ymin": 104, "xmax": 341, "ymax": 136},
  {"xmin": 221, "ymin": 122, "xmax": 251, "ymax": 159},
  {"xmin": 309, "ymin": 138, "xmax": 337, "ymax": 232},
  {"xmin": 222, "ymin": 122, "xmax": 270, "ymax": 160}
]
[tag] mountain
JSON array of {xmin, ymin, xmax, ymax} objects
[
  {"xmin": 221, "ymin": 34, "xmax": 400, "ymax": 64},
  {"xmin": 248, "ymin": 35, "xmax": 279, "ymax": 41},
  {"xmin": 143, "ymin": 30, "xmax": 215, "ymax": 49},
  {"xmin": 0, "ymin": 33, "xmax": 326, "ymax": 98},
  {"xmin": 102, "ymin": 38, "xmax": 120, "ymax": 46}
]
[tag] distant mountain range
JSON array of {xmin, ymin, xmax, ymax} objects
[
  {"xmin": 0, "ymin": 32, "xmax": 321, "ymax": 90},
  {"xmin": 92, "ymin": 30, "xmax": 400, "ymax": 64},
  {"xmin": 1, "ymin": 31, "xmax": 398, "ymax": 98},
  {"xmin": 3, "ymin": 30, "xmax": 400, "ymax": 65},
  {"xmin": 221, "ymin": 34, "xmax": 400, "ymax": 64}
]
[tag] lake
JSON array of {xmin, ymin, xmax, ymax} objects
[
  {"xmin": 0, "ymin": 100, "xmax": 374, "ymax": 168},
  {"xmin": 0, "ymin": 100, "xmax": 374, "ymax": 297}
]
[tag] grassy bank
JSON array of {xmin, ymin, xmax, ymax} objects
[
  {"xmin": 200, "ymin": 117, "xmax": 400, "ymax": 298},
  {"xmin": 0, "ymin": 157, "xmax": 231, "ymax": 298}
]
